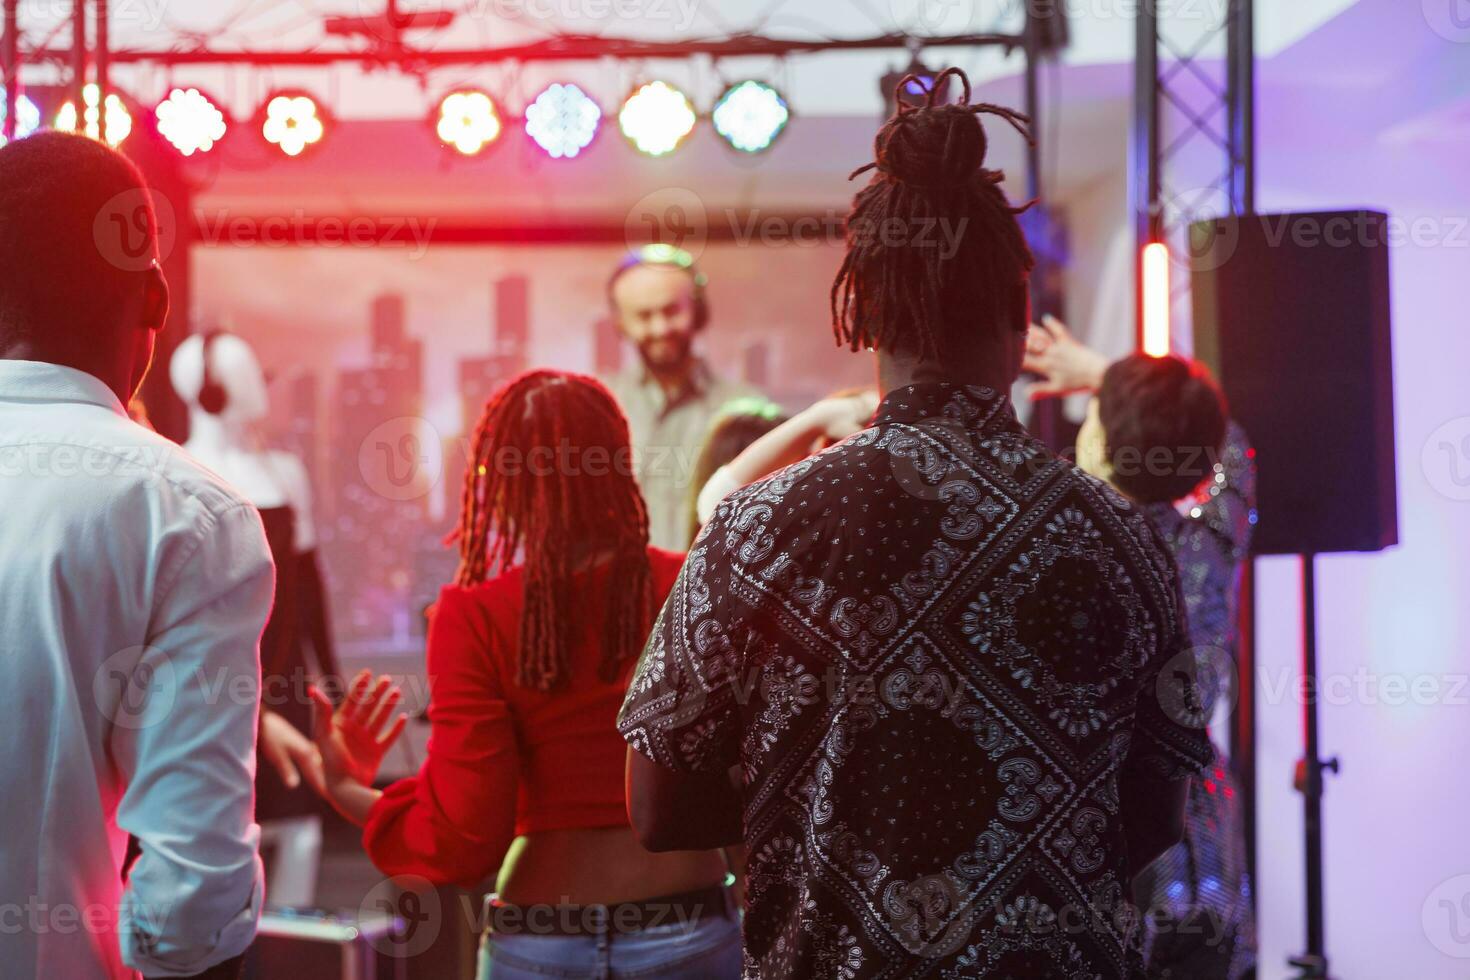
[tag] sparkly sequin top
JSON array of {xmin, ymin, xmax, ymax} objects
[{"xmin": 1135, "ymin": 421, "xmax": 1258, "ymax": 979}]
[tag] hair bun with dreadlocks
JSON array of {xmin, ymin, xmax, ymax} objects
[
  {"xmin": 882, "ymin": 103, "xmax": 987, "ymax": 190},
  {"xmin": 856, "ymin": 66, "xmax": 1035, "ymax": 192},
  {"xmin": 831, "ymin": 65, "xmax": 1039, "ymax": 359}
]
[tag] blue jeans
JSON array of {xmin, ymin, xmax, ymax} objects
[{"xmin": 477, "ymin": 905, "xmax": 742, "ymax": 979}]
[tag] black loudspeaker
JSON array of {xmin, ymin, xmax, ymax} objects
[{"xmin": 1191, "ymin": 210, "xmax": 1397, "ymax": 555}]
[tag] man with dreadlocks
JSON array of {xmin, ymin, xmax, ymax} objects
[
  {"xmin": 617, "ymin": 68, "xmax": 1215, "ymax": 978},
  {"xmin": 307, "ymin": 370, "xmax": 740, "ymax": 979}
]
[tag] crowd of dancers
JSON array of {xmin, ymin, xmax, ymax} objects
[{"xmin": 1, "ymin": 67, "xmax": 1254, "ymax": 979}]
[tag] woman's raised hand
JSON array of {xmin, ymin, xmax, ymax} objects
[{"xmin": 309, "ymin": 669, "xmax": 408, "ymax": 794}]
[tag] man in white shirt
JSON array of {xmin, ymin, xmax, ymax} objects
[{"xmin": 0, "ymin": 133, "xmax": 273, "ymax": 978}]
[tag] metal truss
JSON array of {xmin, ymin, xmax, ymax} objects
[
  {"xmin": 1133, "ymin": 0, "xmax": 1255, "ymax": 347},
  {"xmin": 1130, "ymin": 0, "xmax": 1263, "ymax": 969}
]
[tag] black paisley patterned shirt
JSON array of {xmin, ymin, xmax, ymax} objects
[{"xmin": 618, "ymin": 383, "xmax": 1215, "ymax": 979}]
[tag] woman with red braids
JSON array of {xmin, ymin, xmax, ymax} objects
[{"xmin": 307, "ymin": 370, "xmax": 740, "ymax": 979}]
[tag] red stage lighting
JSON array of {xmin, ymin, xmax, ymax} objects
[{"xmin": 1142, "ymin": 241, "xmax": 1171, "ymax": 356}]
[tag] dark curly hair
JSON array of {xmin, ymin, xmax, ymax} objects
[
  {"xmin": 1097, "ymin": 354, "xmax": 1229, "ymax": 504},
  {"xmin": 831, "ymin": 66, "xmax": 1037, "ymax": 361}
]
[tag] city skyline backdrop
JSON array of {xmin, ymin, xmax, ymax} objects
[{"xmin": 193, "ymin": 241, "xmax": 874, "ymax": 649}]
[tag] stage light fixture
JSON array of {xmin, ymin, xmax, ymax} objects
[
  {"xmin": 155, "ymin": 87, "xmax": 228, "ymax": 156},
  {"xmin": 55, "ymin": 83, "xmax": 132, "ymax": 147},
  {"xmin": 879, "ymin": 57, "xmax": 950, "ymax": 115},
  {"xmin": 618, "ymin": 81, "xmax": 696, "ymax": 157},
  {"xmin": 524, "ymin": 82, "xmax": 601, "ymax": 159},
  {"xmin": 712, "ymin": 80, "xmax": 789, "ymax": 153},
  {"xmin": 261, "ymin": 93, "xmax": 326, "ymax": 157},
  {"xmin": 0, "ymin": 88, "xmax": 41, "ymax": 146},
  {"xmin": 1142, "ymin": 242, "xmax": 1171, "ymax": 356},
  {"xmin": 435, "ymin": 89, "xmax": 502, "ymax": 155}
]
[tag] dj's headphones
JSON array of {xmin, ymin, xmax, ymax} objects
[
  {"xmin": 196, "ymin": 329, "xmax": 230, "ymax": 415},
  {"xmin": 607, "ymin": 243, "xmax": 710, "ymax": 332}
]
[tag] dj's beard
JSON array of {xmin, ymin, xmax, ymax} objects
[{"xmin": 636, "ymin": 331, "xmax": 696, "ymax": 375}]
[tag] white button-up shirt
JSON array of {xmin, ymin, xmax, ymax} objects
[
  {"xmin": 0, "ymin": 360, "xmax": 272, "ymax": 978},
  {"xmin": 603, "ymin": 360, "xmax": 760, "ymax": 551}
]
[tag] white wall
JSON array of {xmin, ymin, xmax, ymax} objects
[
  {"xmin": 1248, "ymin": 6, "xmax": 1470, "ymax": 975},
  {"xmin": 1250, "ymin": 145, "xmax": 1470, "ymax": 980}
]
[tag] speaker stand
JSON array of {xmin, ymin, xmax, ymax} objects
[{"xmin": 1288, "ymin": 554, "xmax": 1340, "ymax": 979}]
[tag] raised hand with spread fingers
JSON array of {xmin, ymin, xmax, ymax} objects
[
  {"xmin": 1021, "ymin": 314, "xmax": 1111, "ymax": 401},
  {"xmin": 307, "ymin": 669, "xmax": 409, "ymax": 825}
]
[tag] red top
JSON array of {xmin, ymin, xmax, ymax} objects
[{"xmin": 362, "ymin": 546, "xmax": 687, "ymax": 888}]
